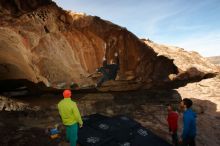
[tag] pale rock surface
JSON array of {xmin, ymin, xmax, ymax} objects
[{"xmin": 0, "ymin": 96, "xmax": 40, "ymax": 111}]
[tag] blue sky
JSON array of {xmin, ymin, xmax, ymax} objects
[{"xmin": 55, "ymin": 0, "xmax": 220, "ymax": 57}]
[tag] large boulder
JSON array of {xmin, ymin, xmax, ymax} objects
[{"xmin": 0, "ymin": 0, "xmax": 218, "ymax": 91}]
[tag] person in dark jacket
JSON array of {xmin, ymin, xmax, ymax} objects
[
  {"xmin": 96, "ymin": 53, "xmax": 119, "ymax": 87},
  {"xmin": 180, "ymin": 98, "xmax": 197, "ymax": 146},
  {"xmin": 167, "ymin": 104, "xmax": 179, "ymax": 146},
  {"xmin": 96, "ymin": 59, "xmax": 110, "ymax": 87},
  {"xmin": 106, "ymin": 54, "xmax": 119, "ymax": 80}
]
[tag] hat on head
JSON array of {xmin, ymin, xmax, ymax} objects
[{"xmin": 63, "ymin": 89, "xmax": 71, "ymax": 98}]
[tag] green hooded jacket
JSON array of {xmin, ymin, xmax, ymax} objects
[{"xmin": 58, "ymin": 98, "xmax": 83, "ymax": 126}]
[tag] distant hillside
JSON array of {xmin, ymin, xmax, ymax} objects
[
  {"xmin": 143, "ymin": 39, "xmax": 219, "ymax": 75},
  {"xmin": 208, "ymin": 56, "xmax": 220, "ymax": 66}
]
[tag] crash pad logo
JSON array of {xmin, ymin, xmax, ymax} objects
[
  {"xmin": 119, "ymin": 142, "xmax": 131, "ymax": 146},
  {"xmin": 137, "ymin": 128, "xmax": 148, "ymax": 136},
  {"xmin": 120, "ymin": 116, "xmax": 129, "ymax": 121},
  {"xmin": 98, "ymin": 123, "xmax": 110, "ymax": 130},
  {"xmin": 86, "ymin": 137, "xmax": 100, "ymax": 143},
  {"xmin": 83, "ymin": 117, "xmax": 89, "ymax": 121}
]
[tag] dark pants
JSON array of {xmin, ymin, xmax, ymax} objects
[
  {"xmin": 97, "ymin": 75, "xmax": 109, "ymax": 87},
  {"xmin": 96, "ymin": 66, "xmax": 110, "ymax": 87},
  {"xmin": 182, "ymin": 137, "xmax": 196, "ymax": 146},
  {"xmin": 172, "ymin": 132, "xmax": 178, "ymax": 146}
]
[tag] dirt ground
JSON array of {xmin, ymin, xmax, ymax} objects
[{"xmin": 0, "ymin": 76, "xmax": 219, "ymax": 146}]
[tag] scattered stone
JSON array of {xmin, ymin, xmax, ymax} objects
[{"xmin": 0, "ymin": 96, "xmax": 40, "ymax": 112}]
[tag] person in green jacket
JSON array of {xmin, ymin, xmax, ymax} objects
[{"xmin": 58, "ymin": 89, "xmax": 83, "ymax": 146}]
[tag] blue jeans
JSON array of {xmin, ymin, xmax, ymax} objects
[{"xmin": 66, "ymin": 123, "xmax": 78, "ymax": 146}]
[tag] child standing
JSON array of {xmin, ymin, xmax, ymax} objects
[{"xmin": 167, "ymin": 104, "xmax": 179, "ymax": 146}]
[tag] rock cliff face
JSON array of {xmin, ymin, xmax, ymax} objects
[
  {"xmin": 143, "ymin": 39, "xmax": 219, "ymax": 81},
  {"xmin": 0, "ymin": 0, "xmax": 218, "ymax": 90}
]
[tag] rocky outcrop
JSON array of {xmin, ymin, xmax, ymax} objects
[
  {"xmin": 208, "ymin": 56, "xmax": 220, "ymax": 66},
  {"xmin": 143, "ymin": 39, "xmax": 219, "ymax": 81},
  {"xmin": 0, "ymin": 96, "xmax": 39, "ymax": 111},
  {"xmin": 0, "ymin": 0, "xmax": 179, "ymax": 90},
  {"xmin": 0, "ymin": 0, "xmax": 53, "ymax": 16},
  {"xmin": 177, "ymin": 74, "xmax": 220, "ymax": 114},
  {"xmin": 0, "ymin": 0, "xmax": 218, "ymax": 91}
]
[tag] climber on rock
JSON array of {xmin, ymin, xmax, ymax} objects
[
  {"xmin": 96, "ymin": 53, "xmax": 119, "ymax": 87},
  {"xmin": 96, "ymin": 58, "xmax": 110, "ymax": 87},
  {"xmin": 107, "ymin": 53, "xmax": 120, "ymax": 80}
]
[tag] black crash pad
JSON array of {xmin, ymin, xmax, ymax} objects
[
  {"xmin": 78, "ymin": 114, "xmax": 172, "ymax": 146},
  {"xmin": 78, "ymin": 126, "xmax": 112, "ymax": 146},
  {"xmin": 131, "ymin": 126, "xmax": 172, "ymax": 146},
  {"xmin": 82, "ymin": 114, "xmax": 109, "ymax": 126},
  {"xmin": 90, "ymin": 118, "xmax": 133, "ymax": 142},
  {"xmin": 113, "ymin": 115, "xmax": 140, "ymax": 129}
]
